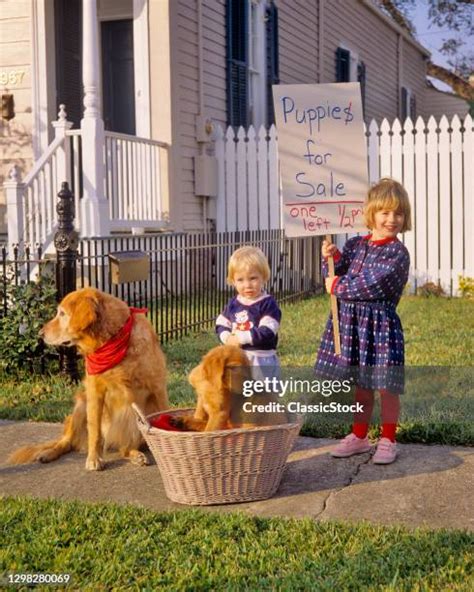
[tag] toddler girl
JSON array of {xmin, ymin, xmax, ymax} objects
[
  {"xmin": 216, "ymin": 246, "xmax": 281, "ymax": 377},
  {"xmin": 315, "ymin": 178, "xmax": 411, "ymax": 464}
]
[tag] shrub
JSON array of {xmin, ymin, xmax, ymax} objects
[
  {"xmin": 458, "ymin": 275, "xmax": 474, "ymax": 299},
  {"xmin": 416, "ymin": 281, "xmax": 446, "ymax": 297},
  {"xmin": 0, "ymin": 278, "xmax": 57, "ymax": 374}
]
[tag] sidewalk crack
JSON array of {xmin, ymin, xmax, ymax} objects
[{"xmin": 316, "ymin": 452, "xmax": 373, "ymax": 519}]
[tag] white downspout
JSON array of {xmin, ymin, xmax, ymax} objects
[
  {"xmin": 196, "ymin": 0, "xmax": 218, "ymax": 232},
  {"xmin": 197, "ymin": 0, "xmax": 207, "ymax": 232}
]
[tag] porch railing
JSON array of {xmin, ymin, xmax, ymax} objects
[
  {"xmin": 5, "ymin": 136, "xmax": 65, "ymax": 253},
  {"xmin": 105, "ymin": 131, "xmax": 169, "ymax": 231},
  {"xmin": 4, "ymin": 105, "xmax": 170, "ymax": 250},
  {"xmin": 66, "ymin": 128, "xmax": 83, "ymax": 230}
]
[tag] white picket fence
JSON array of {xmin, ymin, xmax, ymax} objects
[
  {"xmin": 215, "ymin": 125, "xmax": 281, "ymax": 232},
  {"xmin": 214, "ymin": 115, "xmax": 473, "ymax": 295}
]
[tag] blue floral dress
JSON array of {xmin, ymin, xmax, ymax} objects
[{"xmin": 315, "ymin": 235, "xmax": 410, "ymax": 393}]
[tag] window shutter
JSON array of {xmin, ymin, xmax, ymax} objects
[
  {"xmin": 357, "ymin": 61, "xmax": 366, "ymax": 118},
  {"xmin": 401, "ymin": 86, "xmax": 408, "ymax": 120},
  {"xmin": 335, "ymin": 47, "xmax": 350, "ymax": 82},
  {"xmin": 265, "ymin": 1, "xmax": 279, "ymax": 127},
  {"xmin": 410, "ymin": 93, "xmax": 417, "ymax": 120},
  {"xmin": 55, "ymin": 0, "xmax": 83, "ymax": 128},
  {"xmin": 226, "ymin": 0, "xmax": 249, "ymax": 128}
]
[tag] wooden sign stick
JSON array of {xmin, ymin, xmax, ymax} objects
[{"xmin": 326, "ymin": 234, "xmax": 341, "ymax": 355}]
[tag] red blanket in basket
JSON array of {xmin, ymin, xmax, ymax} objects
[{"xmin": 150, "ymin": 414, "xmax": 185, "ymax": 431}]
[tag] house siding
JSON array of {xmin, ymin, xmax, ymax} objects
[
  {"xmin": 321, "ymin": 0, "xmax": 400, "ymax": 122},
  {"xmin": 174, "ymin": 0, "xmax": 322, "ymax": 231},
  {"xmin": 169, "ymin": 0, "xmax": 437, "ymax": 232},
  {"xmin": 175, "ymin": 0, "xmax": 202, "ymax": 231},
  {"xmin": 277, "ymin": 0, "xmax": 319, "ymax": 85},
  {"xmin": 2, "ymin": 0, "xmax": 456, "ymax": 238},
  {"xmin": 423, "ymin": 87, "xmax": 469, "ymax": 121},
  {"xmin": 200, "ymin": 0, "xmax": 321, "ymax": 128},
  {"xmin": 400, "ymin": 39, "xmax": 428, "ymax": 119},
  {"xmin": 202, "ymin": 0, "xmax": 226, "ymax": 128},
  {"xmin": 0, "ymin": 0, "xmax": 33, "ymax": 233}
]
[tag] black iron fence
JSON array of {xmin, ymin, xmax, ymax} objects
[
  {"xmin": 1, "ymin": 243, "xmax": 49, "ymax": 301},
  {"xmin": 1, "ymin": 229, "xmax": 322, "ymax": 375},
  {"xmin": 78, "ymin": 230, "xmax": 321, "ymax": 341}
]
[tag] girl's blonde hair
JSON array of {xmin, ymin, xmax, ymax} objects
[
  {"xmin": 227, "ymin": 246, "xmax": 271, "ymax": 284},
  {"xmin": 364, "ymin": 178, "xmax": 412, "ymax": 232}
]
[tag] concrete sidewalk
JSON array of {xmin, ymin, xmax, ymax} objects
[{"xmin": 1, "ymin": 420, "xmax": 472, "ymax": 531}]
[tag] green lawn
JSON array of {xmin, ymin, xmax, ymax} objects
[
  {"xmin": 2, "ymin": 295, "xmax": 473, "ymax": 590},
  {"xmin": 1, "ymin": 497, "xmax": 473, "ymax": 592},
  {"xmin": 2, "ymin": 294, "xmax": 471, "ymax": 444}
]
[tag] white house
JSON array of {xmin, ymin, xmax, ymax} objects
[{"xmin": 0, "ymin": 0, "xmax": 470, "ymax": 243}]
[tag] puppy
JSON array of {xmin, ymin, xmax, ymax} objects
[
  {"xmin": 173, "ymin": 345, "xmax": 287, "ymax": 432},
  {"xmin": 9, "ymin": 288, "xmax": 168, "ymax": 470}
]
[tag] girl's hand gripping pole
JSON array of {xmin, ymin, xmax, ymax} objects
[{"xmin": 326, "ymin": 234, "xmax": 341, "ymax": 355}]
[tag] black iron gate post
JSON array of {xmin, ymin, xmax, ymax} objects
[{"xmin": 55, "ymin": 181, "xmax": 80, "ymax": 381}]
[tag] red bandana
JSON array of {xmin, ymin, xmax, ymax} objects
[{"xmin": 85, "ymin": 307, "xmax": 148, "ymax": 375}]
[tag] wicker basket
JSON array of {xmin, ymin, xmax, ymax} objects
[{"xmin": 133, "ymin": 405, "xmax": 302, "ymax": 506}]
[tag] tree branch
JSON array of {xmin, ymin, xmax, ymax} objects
[
  {"xmin": 379, "ymin": 0, "xmax": 473, "ymax": 102},
  {"xmin": 427, "ymin": 61, "xmax": 474, "ymax": 102},
  {"xmin": 378, "ymin": 0, "xmax": 415, "ymax": 34}
]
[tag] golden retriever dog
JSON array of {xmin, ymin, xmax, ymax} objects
[
  {"xmin": 9, "ymin": 287, "xmax": 168, "ymax": 471},
  {"xmin": 172, "ymin": 345, "xmax": 287, "ymax": 432}
]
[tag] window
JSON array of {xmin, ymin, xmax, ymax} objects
[
  {"xmin": 227, "ymin": 0, "xmax": 248, "ymax": 128},
  {"xmin": 335, "ymin": 47, "xmax": 366, "ymax": 117},
  {"xmin": 226, "ymin": 0, "xmax": 279, "ymax": 129},
  {"xmin": 335, "ymin": 47, "xmax": 350, "ymax": 83},
  {"xmin": 401, "ymin": 86, "xmax": 416, "ymax": 121},
  {"xmin": 55, "ymin": 0, "xmax": 83, "ymax": 128}
]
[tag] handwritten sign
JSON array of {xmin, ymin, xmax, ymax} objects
[{"xmin": 272, "ymin": 83, "xmax": 368, "ymax": 237}]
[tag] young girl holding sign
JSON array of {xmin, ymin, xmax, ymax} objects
[{"xmin": 315, "ymin": 178, "xmax": 411, "ymax": 464}]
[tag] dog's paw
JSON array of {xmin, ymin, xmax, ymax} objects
[
  {"xmin": 129, "ymin": 451, "xmax": 149, "ymax": 466},
  {"xmin": 85, "ymin": 456, "xmax": 105, "ymax": 471}
]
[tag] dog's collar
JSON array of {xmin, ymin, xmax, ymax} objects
[{"xmin": 85, "ymin": 307, "xmax": 147, "ymax": 375}]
